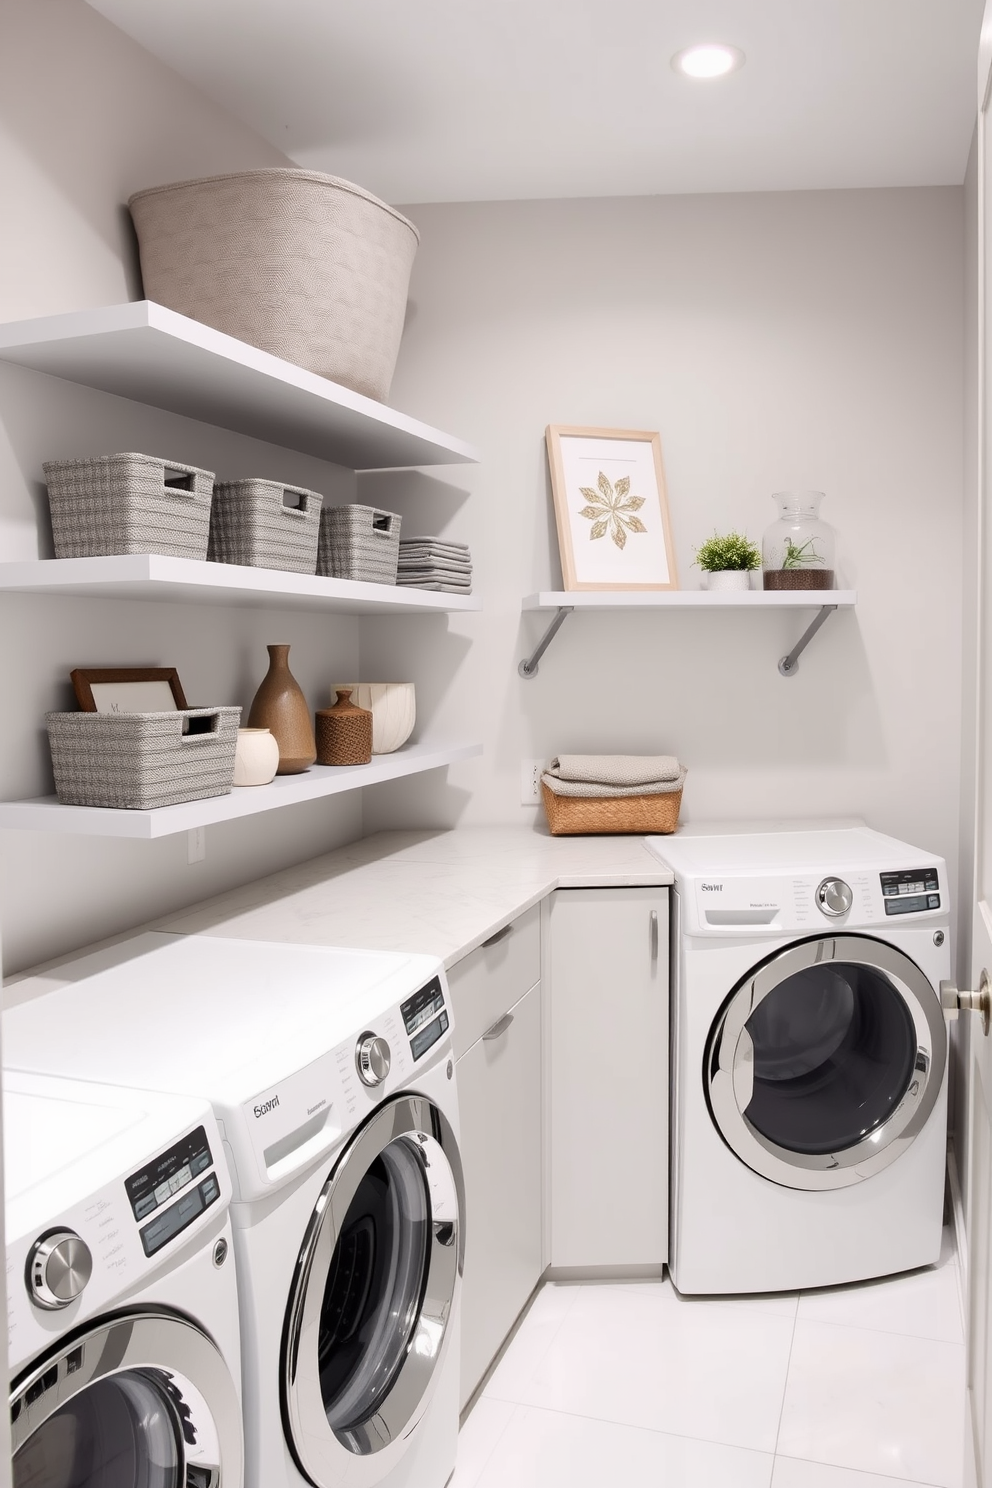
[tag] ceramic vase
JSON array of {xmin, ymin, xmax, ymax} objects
[
  {"xmin": 246, "ymin": 644, "xmax": 316, "ymax": 774},
  {"xmin": 315, "ymin": 689, "xmax": 373, "ymax": 766},
  {"xmin": 332, "ymin": 682, "xmax": 416, "ymax": 754},
  {"xmin": 704, "ymin": 571, "xmax": 752, "ymax": 592},
  {"xmin": 233, "ymin": 727, "xmax": 280, "ymax": 786}
]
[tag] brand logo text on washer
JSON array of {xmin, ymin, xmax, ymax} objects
[
  {"xmin": 701, "ymin": 883, "xmax": 724, "ymax": 892},
  {"xmin": 253, "ymin": 1095, "xmax": 280, "ymax": 1118}
]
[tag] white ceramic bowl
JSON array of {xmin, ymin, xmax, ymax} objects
[{"xmin": 332, "ymin": 683, "xmax": 415, "ymax": 754}]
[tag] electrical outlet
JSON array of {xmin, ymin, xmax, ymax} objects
[
  {"xmin": 187, "ymin": 827, "xmax": 206, "ymax": 864},
  {"xmin": 520, "ymin": 759, "xmax": 544, "ymax": 806}
]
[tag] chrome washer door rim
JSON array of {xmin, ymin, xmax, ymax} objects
[
  {"xmin": 707, "ymin": 935, "xmax": 946, "ymax": 1190},
  {"xmin": 282, "ymin": 1092, "xmax": 463, "ymax": 1487}
]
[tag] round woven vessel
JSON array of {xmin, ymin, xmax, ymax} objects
[
  {"xmin": 540, "ymin": 782, "xmax": 682, "ymax": 836},
  {"xmin": 316, "ymin": 690, "xmax": 372, "ymax": 766},
  {"xmin": 762, "ymin": 568, "xmax": 835, "ymax": 591}
]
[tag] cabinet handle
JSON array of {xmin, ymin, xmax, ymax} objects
[
  {"xmin": 482, "ymin": 924, "xmax": 512, "ymax": 949},
  {"xmin": 650, "ymin": 909, "xmax": 659, "ymax": 963},
  {"xmin": 483, "ymin": 1012, "xmax": 514, "ymax": 1041}
]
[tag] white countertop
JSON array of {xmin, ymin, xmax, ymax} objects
[{"xmin": 155, "ymin": 827, "xmax": 673, "ymax": 969}]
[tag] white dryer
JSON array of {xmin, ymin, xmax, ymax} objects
[
  {"xmin": 648, "ymin": 824, "xmax": 951, "ymax": 1295},
  {"xmin": 4, "ymin": 1069, "xmax": 243, "ymax": 1488},
  {"xmin": 4, "ymin": 932, "xmax": 464, "ymax": 1488}
]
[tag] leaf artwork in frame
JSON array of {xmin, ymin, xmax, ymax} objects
[{"xmin": 577, "ymin": 471, "xmax": 648, "ymax": 551}]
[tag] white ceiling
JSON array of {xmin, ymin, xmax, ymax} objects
[{"xmin": 87, "ymin": 0, "xmax": 984, "ymax": 203}]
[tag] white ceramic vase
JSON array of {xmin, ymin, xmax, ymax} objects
[
  {"xmin": 333, "ymin": 682, "xmax": 415, "ymax": 754},
  {"xmin": 234, "ymin": 727, "xmax": 280, "ymax": 785},
  {"xmin": 705, "ymin": 570, "xmax": 752, "ymax": 592}
]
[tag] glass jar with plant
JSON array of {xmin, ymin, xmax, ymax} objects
[
  {"xmin": 762, "ymin": 492, "xmax": 836, "ymax": 590},
  {"xmin": 693, "ymin": 530, "xmax": 761, "ymax": 591}
]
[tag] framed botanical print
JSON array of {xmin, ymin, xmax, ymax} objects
[
  {"xmin": 545, "ymin": 426, "xmax": 679, "ymax": 591},
  {"xmin": 70, "ymin": 667, "xmax": 189, "ymax": 713}
]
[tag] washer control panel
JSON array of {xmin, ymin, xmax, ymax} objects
[
  {"xmin": 880, "ymin": 868, "xmax": 940, "ymax": 915},
  {"xmin": 401, "ymin": 977, "xmax": 449, "ymax": 1063}
]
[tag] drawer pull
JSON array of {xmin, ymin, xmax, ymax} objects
[
  {"xmin": 482, "ymin": 924, "xmax": 512, "ymax": 948},
  {"xmin": 650, "ymin": 909, "xmax": 659, "ymax": 963},
  {"xmin": 483, "ymin": 1012, "xmax": 515, "ymax": 1041}
]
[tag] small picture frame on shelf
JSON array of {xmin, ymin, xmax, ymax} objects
[
  {"xmin": 70, "ymin": 667, "xmax": 189, "ymax": 714},
  {"xmin": 546, "ymin": 426, "xmax": 679, "ymax": 591}
]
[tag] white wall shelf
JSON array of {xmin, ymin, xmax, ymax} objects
[
  {"xmin": 0, "ymin": 555, "xmax": 480, "ymax": 615},
  {"xmin": 519, "ymin": 589, "xmax": 857, "ymax": 677},
  {"xmin": 0, "ymin": 740, "xmax": 483, "ymax": 840},
  {"xmin": 0, "ymin": 301, "xmax": 481, "ymax": 470}
]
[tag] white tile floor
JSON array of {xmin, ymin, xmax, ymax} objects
[{"xmin": 452, "ymin": 1229, "xmax": 967, "ymax": 1488}]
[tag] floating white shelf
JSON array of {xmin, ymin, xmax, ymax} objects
[
  {"xmin": 519, "ymin": 589, "xmax": 857, "ymax": 677},
  {"xmin": 0, "ymin": 555, "xmax": 481, "ymax": 616},
  {"xmin": 0, "ymin": 741, "xmax": 483, "ymax": 840},
  {"xmin": 0, "ymin": 301, "xmax": 481, "ymax": 470}
]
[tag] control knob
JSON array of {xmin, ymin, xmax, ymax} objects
[
  {"xmin": 27, "ymin": 1229, "xmax": 93, "ymax": 1311},
  {"xmin": 816, "ymin": 877, "xmax": 853, "ymax": 918},
  {"xmin": 356, "ymin": 1033, "xmax": 391, "ymax": 1088}
]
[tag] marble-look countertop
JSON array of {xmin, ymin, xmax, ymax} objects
[{"xmin": 156, "ymin": 826, "xmax": 673, "ymax": 969}]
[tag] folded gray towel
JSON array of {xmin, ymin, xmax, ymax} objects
[
  {"xmin": 400, "ymin": 537, "xmax": 471, "ymax": 552},
  {"xmin": 542, "ymin": 766, "xmax": 686, "ymax": 799},
  {"xmin": 396, "ymin": 577, "xmax": 474, "ymax": 592},
  {"xmin": 547, "ymin": 754, "xmax": 681, "ymax": 787}
]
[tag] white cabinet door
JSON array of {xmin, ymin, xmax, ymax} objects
[
  {"xmin": 549, "ymin": 887, "xmax": 669, "ymax": 1269},
  {"xmin": 456, "ymin": 980, "xmax": 543, "ymax": 1407}
]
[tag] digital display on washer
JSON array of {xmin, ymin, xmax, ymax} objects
[
  {"xmin": 401, "ymin": 977, "xmax": 446, "ymax": 1036},
  {"xmin": 880, "ymin": 869, "xmax": 940, "ymax": 915},
  {"xmin": 125, "ymin": 1125, "xmax": 213, "ymax": 1222},
  {"xmin": 139, "ymin": 1173, "xmax": 220, "ymax": 1257},
  {"xmin": 410, "ymin": 1010, "xmax": 449, "ymax": 1062}
]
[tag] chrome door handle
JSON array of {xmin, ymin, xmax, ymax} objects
[
  {"xmin": 483, "ymin": 1012, "xmax": 514, "ymax": 1041},
  {"xmin": 650, "ymin": 910, "xmax": 659, "ymax": 963},
  {"xmin": 941, "ymin": 970, "xmax": 991, "ymax": 1036},
  {"xmin": 733, "ymin": 1029, "xmax": 755, "ymax": 1110}
]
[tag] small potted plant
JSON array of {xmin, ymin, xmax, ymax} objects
[{"xmin": 693, "ymin": 531, "xmax": 761, "ymax": 591}]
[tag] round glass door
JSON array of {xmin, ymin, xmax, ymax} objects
[
  {"xmin": 282, "ymin": 1093, "xmax": 463, "ymax": 1488},
  {"xmin": 707, "ymin": 935, "xmax": 946, "ymax": 1190},
  {"xmin": 10, "ymin": 1310, "xmax": 243, "ymax": 1488}
]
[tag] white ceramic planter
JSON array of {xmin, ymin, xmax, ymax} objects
[
  {"xmin": 333, "ymin": 683, "xmax": 415, "ymax": 754},
  {"xmin": 704, "ymin": 570, "xmax": 753, "ymax": 592},
  {"xmin": 233, "ymin": 727, "xmax": 280, "ymax": 786}
]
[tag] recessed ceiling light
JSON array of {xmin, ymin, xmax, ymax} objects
[{"xmin": 671, "ymin": 43, "xmax": 745, "ymax": 80}]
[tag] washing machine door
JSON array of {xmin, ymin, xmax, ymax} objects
[
  {"xmin": 10, "ymin": 1308, "xmax": 243, "ymax": 1487},
  {"xmin": 282, "ymin": 1090, "xmax": 464, "ymax": 1487},
  {"xmin": 706, "ymin": 934, "xmax": 947, "ymax": 1190}
]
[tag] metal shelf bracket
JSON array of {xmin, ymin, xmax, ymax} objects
[
  {"xmin": 519, "ymin": 606, "xmax": 573, "ymax": 678},
  {"xmin": 778, "ymin": 605, "xmax": 838, "ymax": 677}
]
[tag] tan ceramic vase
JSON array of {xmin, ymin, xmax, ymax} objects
[
  {"xmin": 315, "ymin": 688, "xmax": 373, "ymax": 766},
  {"xmin": 246, "ymin": 644, "xmax": 316, "ymax": 774}
]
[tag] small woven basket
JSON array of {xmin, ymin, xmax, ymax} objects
[
  {"xmin": 43, "ymin": 454, "xmax": 215, "ymax": 560},
  {"xmin": 541, "ymin": 782, "xmax": 683, "ymax": 836},
  {"xmin": 208, "ymin": 480, "xmax": 322, "ymax": 573},
  {"xmin": 47, "ymin": 707, "xmax": 241, "ymax": 810},
  {"xmin": 317, "ymin": 505, "xmax": 401, "ymax": 584}
]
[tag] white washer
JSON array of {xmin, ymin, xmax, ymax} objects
[
  {"xmin": 4, "ymin": 1069, "xmax": 243, "ymax": 1488},
  {"xmin": 648, "ymin": 823, "xmax": 951, "ymax": 1295},
  {"xmin": 4, "ymin": 932, "xmax": 464, "ymax": 1488}
]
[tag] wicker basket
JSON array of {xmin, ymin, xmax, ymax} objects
[
  {"xmin": 128, "ymin": 169, "xmax": 420, "ymax": 402},
  {"xmin": 317, "ymin": 505, "xmax": 401, "ymax": 584},
  {"xmin": 47, "ymin": 707, "xmax": 241, "ymax": 810},
  {"xmin": 43, "ymin": 454, "xmax": 215, "ymax": 560},
  {"xmin": 541, "ymin": 781, "xmax": 683, "ymax": 836},
  {"xmin": 208, "ymin": 480, "xmax": 322, "ymax": 573}
]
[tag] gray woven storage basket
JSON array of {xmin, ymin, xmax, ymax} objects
[
  {"xmin": 47, "ymin": 707, "xmax": 241, "ymax": 810},
  {"xmin": 317, "ymin": 505, "xmax": 402, "ymax": 585},
  {"xmin": 128, "ymin": 169, "xmax": 420, "ymax": 402},
  {"xmin": 43, "ymin": 454, "xmax": 215, "ymax": 560},
  {"xmin": 208, "ymin": 480, "xmax": 323, "ymax": 573}
]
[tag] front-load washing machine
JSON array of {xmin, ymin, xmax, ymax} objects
[
  {"xmin": 4, "ymin": 1068, "xmax": 243, "ymax": 1488},
  {"xmin": 4, "ymin": 931, "xmax": 464, "ymax": 1488},
  {"xmin": 647, "ymin": 823, "xmax": 951, "ymax": 1295}
]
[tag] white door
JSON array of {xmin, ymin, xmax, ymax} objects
[{"xmin": 966, "ymin": 10, "xmax": 992, "ymax": 1483}]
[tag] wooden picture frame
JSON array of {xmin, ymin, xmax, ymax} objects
[
  {"xmin": 546, "ymin": 426, "xmax": 679, "ymax": 591},
  {"xmin": 70, "ymin": 667, "xmax": 189, "ymax": 714}
]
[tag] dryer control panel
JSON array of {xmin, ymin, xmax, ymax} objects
[
  {"xmin": 880, "ymin": 868, "xmax": 941, "ymax": 915},
  {"xmin": 687, "ymin": 865, "xmax": 947, "ymax": 936}
]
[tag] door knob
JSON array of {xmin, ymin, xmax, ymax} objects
[{"xmin": 941, "ymin": 970, "xmax": 991, "ymax": 1036}]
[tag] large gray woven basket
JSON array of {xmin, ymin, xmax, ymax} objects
[
  {"xmin": 208, "ymin": 480, "xmax": 322, "ymax": 573},
  {"xmin": 128, "ymin": 169, "xmax": 420, "ymax": 402},
  {"xmin": 47, "ymin": 707, "xmax": 241, "ymax": 810},
  {"xmin": 43, "ymin": 453, "xmax": 215, "ymax": 560},
  {"xmin": 317, "ymin": 505, "xmax": 401, "ymax": 584}
]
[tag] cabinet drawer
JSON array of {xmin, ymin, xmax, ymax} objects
[{"xmin": 448, "ymin": 903, "xmax": 541, "ymax": 1059}]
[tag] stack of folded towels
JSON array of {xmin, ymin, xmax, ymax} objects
[
  {"xmin": 541, "ymin": 753, "xmax": 687, "ymax": 798},
  {"xmin": 397, "ymin": 537, "xmax": 472, "ymax": 593}
]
